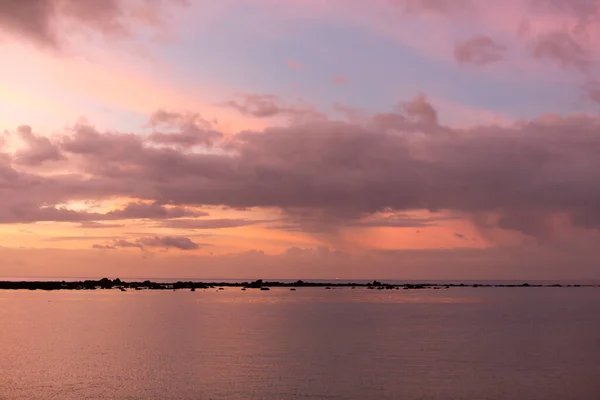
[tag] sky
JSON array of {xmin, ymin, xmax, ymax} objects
[{"xmin": 1, "ymin": 0, "xmax": 600, "ymax": 280}]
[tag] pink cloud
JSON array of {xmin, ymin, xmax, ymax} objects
[
  {"xmin": 148, "ymin": 110, "xmax": 223, "ymax": 148},
  {"xmin": 529, "ymin": 31, "xmax": 591, "ymax": 71},
  {"xmin": 2, "ymin": 98, "xmax": 600, "ymax": 246},
  {"xmin": 400, "ymin": 93, "xmax": 438, "ymax": 125},
  {"xmin": 454, "ymin": 36, "xmax": 507, "ymax": 66},
  {"xmin": 221, "ymin": 94, "xmax": 322, "ymax": 122},
  {"xmin": 93, "ymin": 235, "xmax": 202, "ymax": 251},
  {"xmin": 333, "ymin": 75, "xmax": 348, "ymax": 85},
  {"xmin": 286, "ymin": 58, "xmax": 306, "ymax": 70},
  {"xmin": 13, "ymin": 125, "xmax": 64, "ymax": 166},
  {"xmin": 0, "ymin": 0, "xmax": 188, "ymax": 48}
]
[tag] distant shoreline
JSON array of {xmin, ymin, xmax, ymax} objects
[{"xmin": 0, "ymin": 278, "xmax": 598, "ymax": 291}]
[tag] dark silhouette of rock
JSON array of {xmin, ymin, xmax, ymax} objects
[
  {"xmin": 0, "ymin": 278, "xmax": 596, "ymax": 292},
  {"xmin": 248, "ymin": 280, "xmax": 264, "ymax": 289},
  {"xmin": 98, "ymin": 278, "xmax": 114, "ymax": 289},
  {"xmin": 404, "ymin": 284, "xmax": 426, "ymax": 290}
]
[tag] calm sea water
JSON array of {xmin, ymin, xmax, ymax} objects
[{"xmin": 1, "ymin": 287, "xmax": 599, "ymax": 400}]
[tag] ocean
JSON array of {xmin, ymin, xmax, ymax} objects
[{"xmin": 1, "ymin": 287, "xmax": 599, "ymax": 399}]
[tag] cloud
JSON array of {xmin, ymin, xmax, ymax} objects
[
  {"xmin": 286, "ymin": 58, "xmax": 306, "ymax": 70},
  {"xmin": 4, "ymin": 102, "xmax": 600, "ymax": 239},
  {"xmin": 137, "ymin": 236, "xmax": 201, "ymax": 250},
  {"xmin": 0, "ymin": 0, "xmax": 187, "ymax": 47},
  {"xmin": 454, "ymin": 36, "xmax": 506, "ymax": 66},
  {"xmin": 0, "ymin": 199, "xmax": 204, "ymax": 224},
  {"xmin": 13, "ymin": 125, "xmax": 64, "ymax": 166},
  {"xmin": 93, "ymin": 235, "xmax": 202, "ymax": 251},
  {"xmin": 402, "ymin": 0, "xmax": 474, "ymax": 15},
  {"xmin": 400, "ymin": 93, "xmax": 438, "ymax": 125},
  {"xmin": 104, "ymin": 201, "xmax": 206, "ymax": 220},
  {"xmin": 529, "ymin": 31, "xmax": 591, "ymax": 71},
  {"xmin": 222, "ymin": 94, "xmax": 322, "ymax": 121},
  {"xmin": 78, "ymin": 222, "xmax": 125, "ymax": 229},
  {"xmin": 350, "ymin": 214, "xmax": 454, "ymax": 228},
  {"xmin": 6, "ymin": 240, "xmax": 600, "ymax": 280},
  {"xmin": 148, "ymin": 110, "xmax": 223, "ymax": 148},
  {"xmin": 333, "ymin": 75, "xmax": 348, "ymax": 85},
  {"xmin": 585, "ymin": 81, "xmax": 600, "ymax": 104},
  {"xmin": 270, "ymin": 209, "xmax": 454, "ymax": 234},
  {"xmin": 530, "ymin": 0, "xmax": 598, "ymax": 35},
  {"xmin": 160, "ymin": 218, "xmax": 268, "ymax": 230},
  {"xmin": 48, "ymin": 236, "xmax": 120, "ymax": 242},
  {"xmin": 92, "ymin": 244, "xmax": 116, "ymax": 250},
  {"xmin": 223, "ymin": 94, "xmax": 285, "ymax": 118},
  {"xmin": 112, "ymin": 239, "xmax": 144, "ymax": 249}
]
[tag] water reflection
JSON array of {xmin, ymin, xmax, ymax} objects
[
  {"xmin": 198, "ymin": 287, "xmax": 483, "ymax": 305},
  {"xmin": 1, "ymin": 288, "xmax": 599, "ymax": 399}
]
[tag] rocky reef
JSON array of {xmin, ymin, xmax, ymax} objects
[{"xmin": 0, "ymin": 278, "xmax": 596, "ymax": 291}]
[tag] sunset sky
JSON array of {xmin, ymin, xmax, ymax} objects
[{"xmin": 1, "ymin": 0, "xmax": 600, "ymax": 280}]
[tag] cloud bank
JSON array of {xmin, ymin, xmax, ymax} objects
[{"xmin": 2, "ymin": 97, "xmax": 600, "ymax": 243}]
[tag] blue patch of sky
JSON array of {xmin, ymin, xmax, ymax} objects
[{"xmin": 152, "ymin": 5, "xmax": 581, "ymax": 121}]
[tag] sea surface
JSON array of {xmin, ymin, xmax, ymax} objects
[{"xmin": 1, "ymin": 287, "xmax": 599, "ymax": 400}]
